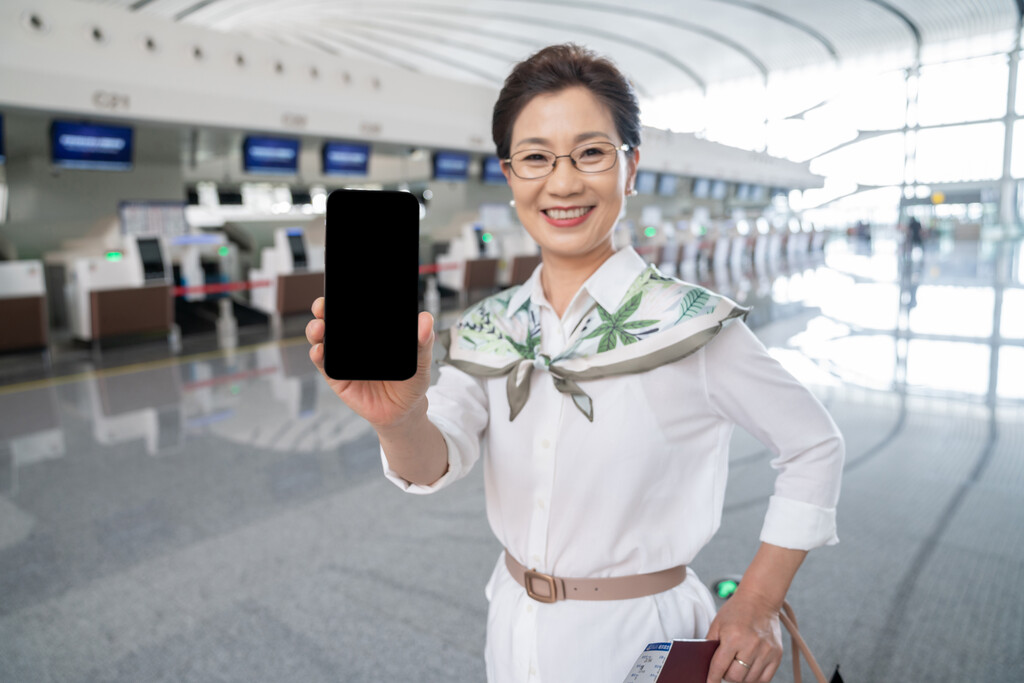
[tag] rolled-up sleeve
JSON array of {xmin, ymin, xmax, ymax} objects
[
  {"xmin": 381, "ymin": 364, "xmax": 490, "ymax": 494},
  {"xmin": 705, "ymin": 320, "xmax": 844, "ymax": 550}
]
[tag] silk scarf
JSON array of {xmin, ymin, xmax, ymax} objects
[{"xmin": 438, "ymin": 265, "xmax": 749, "ymax": 422}]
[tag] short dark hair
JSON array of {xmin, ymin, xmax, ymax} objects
[{"xmin": 492, "ymin": 43, "xmax": 642, "ymax": 159}]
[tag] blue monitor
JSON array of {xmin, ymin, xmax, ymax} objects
[
  {"xmin": 51, "ymin": 121, "xmax": 133, "ymax": 171},
  {"xmin": 433, "ymin": 151, "xmax": 470, "ymax": 181},
  {"xmin": 710, "ymin": 179, "xmax": 728, "ymax": 200},
  {"xmin": 735, "ymin": 183, "xmax": 750, "ymax": 201},
  {"xmin": 243, "ymin": 136, "xmax": 299, "ymax": 175},
  {"xmin": 322, "ymin": 142, "xmax": 370, "ymax": 176},
  {"xmin": 635, "ymin": 170, "xmax": 657, "ymax": 195},
  {"xmin": 481, "ymin": 156, "xmax": 507, "ymax": 185},
  {"xmin": 692, "ymin": 177, "xmax": 710, "ymax": 199},
  {"xmin": 657, "ymin": 174, "xmax": 678, "ymax": 197}
]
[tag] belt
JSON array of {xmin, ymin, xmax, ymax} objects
[{"xmin": 504, "ymin": 551, "xmax": 687, "ymax": 604}]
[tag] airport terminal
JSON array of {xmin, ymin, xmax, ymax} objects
[{"xmin": 0, "ymin": 1, "xmax": 1022, "ymax": 681}]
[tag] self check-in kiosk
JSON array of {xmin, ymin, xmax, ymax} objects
[
  {"xmin": 65, "ymin": 235, "xmax": 174, "ymax": 344},
  {"xmin": 248, "ymin": 227, "xmax": 324, "ymax": 328}
]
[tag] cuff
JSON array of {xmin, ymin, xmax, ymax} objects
[
  {"xmin": 380, "ymin": 419, "xmax": 463, "ymax": 495},
  {"xmin": 759, "ymin": 495, "xmax": 839, "ymax": 550}
]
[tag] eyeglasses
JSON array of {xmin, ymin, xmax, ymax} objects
[{"xmin": 504, "ymin": 141, "xmax": 631, "ymax": 180}]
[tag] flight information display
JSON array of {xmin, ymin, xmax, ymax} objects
[
  {"xmin": 322, "ymin": 142, "xmax": 370, "ymax": 175},
  {"xmin": 243, "ymin": 136, "xmax": 299, "ymax": 175},
  {"xmin": 51, "ymin": 121, "xmax": 133, "ymax": 171},
  {"xmin": 481, "ymin": 156, "xmax": 507, "ymax": 185},
  {"xmin": 635, "ymin": 170, "xmax": 657, "ymax": 195},
  {"xmin": 433, "ymin": 151, "xmax": 470, "ymax": 181}
]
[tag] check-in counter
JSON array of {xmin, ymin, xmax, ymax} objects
[
  {"xmin": 249, "ymin": 227, "xmax": 325, "ymax": 319},
  {"xmin": 63, "ymin": 236, "xmax": 174, "ymax": 344},
  {"xmin": 0, "ymin": 260, "xmax": 48, "ymax": 355}
]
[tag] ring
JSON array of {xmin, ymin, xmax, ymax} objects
[{"xmin": 734, "ymin": 658, "xmax": 752, "ymax": 670}]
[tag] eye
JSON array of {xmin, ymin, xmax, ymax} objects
[{"xmin": 520, "ymin": 152, "xmax": 551, "ymax": 163}]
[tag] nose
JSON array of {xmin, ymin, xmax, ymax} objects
[{"xmin": 545, "ymin": 156, "xmax": 584, "ymax": 196}]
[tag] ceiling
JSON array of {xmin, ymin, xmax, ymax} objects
[{"xmin": 79, "ymin": 0, "xmax": 1022, "ymax": 99}]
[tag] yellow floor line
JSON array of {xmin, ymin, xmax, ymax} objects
[{"xmin": 0, "ymin": 335, "xmax": 309, "ymax": 396}]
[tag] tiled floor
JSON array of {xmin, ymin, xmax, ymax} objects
[{"xmin": 1, "ymin": 234, "xmax": 1022, "ymax": 682}]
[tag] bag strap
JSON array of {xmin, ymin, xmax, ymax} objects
[{"xmin": 779, "ymin": 600, "xmax": 830, "ymax": 683}]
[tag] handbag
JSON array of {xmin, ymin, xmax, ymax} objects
[{"xmin": 780, "ymin": 600, "xmax": 844, "ymax": 683}]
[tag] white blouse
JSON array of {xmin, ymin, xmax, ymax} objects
[{"xmin": 382, "ymin": 247, "xmax": 844, "ymax": 683}]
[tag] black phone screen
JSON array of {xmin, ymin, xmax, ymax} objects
[{"xmin": 323, "ymin": 189, "xmax": 420, "ymax": 380}]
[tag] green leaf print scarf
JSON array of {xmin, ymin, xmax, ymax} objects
[{"xmin": 438, "ymin": 265, "xmax": 749, "ymax": 422}]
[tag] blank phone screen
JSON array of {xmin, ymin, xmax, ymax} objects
[{"xmin": 323, "ymin": 189, "xmax": 420, "ymax": 380}]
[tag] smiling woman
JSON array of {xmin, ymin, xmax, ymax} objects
[{"xmin": 307, "ymin": 42, "xmax": 845, "ymax": 683}]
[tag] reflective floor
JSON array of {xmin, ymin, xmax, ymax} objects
[{"xmin": 1, "ymin": 234, "xmax": 1022, "ymax": 682}]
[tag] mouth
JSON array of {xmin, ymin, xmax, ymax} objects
[{"xmin": 542, "ymin": 206, "xmax": 594, "ymax": 227}]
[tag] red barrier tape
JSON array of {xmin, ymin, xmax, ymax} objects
[
  {"xmin": 175, "ymin": 263, "xmax": 457, "ymax": 296},
  {"xmin": 173, "ymin": 279, "xmax": 272, "ymax": 297},
  {"xmin": 418, "ymin": 263, "xmax": 460, "ymax": 274}
]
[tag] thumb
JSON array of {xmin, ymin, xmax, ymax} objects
[{"xmin": 417, "ymin": 311, "xmax": 435, "ymax": 369}]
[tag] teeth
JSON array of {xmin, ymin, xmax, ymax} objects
[{"xmin": 546, "ymin": 207, "xmax": 590, "ymax": 220}]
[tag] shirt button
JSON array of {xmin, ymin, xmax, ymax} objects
[
  {"xmin": 526, "ymin": 604, "xmax": 534, "ymax": 614},
  {"xmin": 531, "ymin": 554, "xmax": 542, "ymax": 564},
  {"xmin": 536, "ymin": 498, "xmax": 545, "ymax": 510},
  {"xmin": 540, "ymin": 438, "xmax": 551, "ymax": 449}
]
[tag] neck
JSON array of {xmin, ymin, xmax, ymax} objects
[{"xmin": 540, "ymin": 243, "xmax": 617, "ymax": 317}]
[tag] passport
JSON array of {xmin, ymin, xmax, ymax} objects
[{"xmin": 623, "ymin": 639, "xmax": 719, "ymax": 683}]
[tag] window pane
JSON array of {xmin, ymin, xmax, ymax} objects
[
  {"xmin": 918, "ymin": 55, "xmax": 1007, "ymax": 126},
  {"xmin": 809, "ymin": 132, "xmax": 905, "ymax": 186},
  {"xmin": 1011, "ymin": 120, "xmax": 1024, "ymax": 178},
  {"xmin": 915, "ymin": 122, "xmax": 1004, "ymax": 182}
]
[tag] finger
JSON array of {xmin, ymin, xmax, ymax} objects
[
  {"xmin": 416, "ymin": 312, "xmax": 435, "ymax": 373},
  {"xmin": 309, "ymin": 342, "xmax": 324, "ymax": 370},
  {"xmin": 706, "ymin": 645, "xmax": 735, "ymax": 683},
  {"xmin": 725, "ymin": 658, "xmax": 752, "ymax": 683},
  {"xmin": 306, "ymin": 317, "xmax": 325, "ymax": 345},
  {"xmin": 754, "ymin": 657, "xmax": 777, "ymax": 683},
  {"xmin": 417, "ymin": 311, "xmax": 435, "ymax": 346},
  {"xmin": 311, "ymin": 296, "xmax": 325, "ymax": 319}
]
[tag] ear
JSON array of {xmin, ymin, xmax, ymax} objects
[
  {"xmin": 500, "ymin": 158, "xmax": 513, "ymax": 184},
  {"xmin": 626, "ymin": 147, "xmax": 640, "ymax": 190}
]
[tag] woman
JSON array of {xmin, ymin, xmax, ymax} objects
[{"xmin": 307, "ymin": 44, "xmax": 844, "ymax": 683}]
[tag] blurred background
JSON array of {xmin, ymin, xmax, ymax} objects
[{"xmin": 0, "ymin": 1, "xmax": 1021, "ymax": 682}]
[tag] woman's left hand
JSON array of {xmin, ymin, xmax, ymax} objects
[{"xmin": 704, "ymin": 589, "xmax": 784, "ymax": 683}]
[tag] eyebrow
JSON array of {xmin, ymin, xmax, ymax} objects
[{"xmin": 513, "ymin": 131, "xmax": 613, "ymax": 150}]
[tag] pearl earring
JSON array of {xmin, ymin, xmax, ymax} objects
[
  {"xmin": 628, "ymin": 189, "xmax": 638, "ymax": 197},
  {"xmin": 509, "ymin": 199, "xmax": 516, "ymax": 207}
]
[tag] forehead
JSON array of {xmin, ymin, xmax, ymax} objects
[{"xmin": 511, "ymin": 86, "xmax": 618, "ymax": 148}]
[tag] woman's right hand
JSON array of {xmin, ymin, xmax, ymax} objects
[{"xmin": 306, "ymin": 296, "xmax": 435, "ymax": 429}]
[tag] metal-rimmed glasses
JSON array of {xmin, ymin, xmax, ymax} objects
[{"xmin": 504, "ymin": 141, "xmax": 631, "ymax": 180}]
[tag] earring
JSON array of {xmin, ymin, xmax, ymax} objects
[
  {"xmin": 509, "ymin": 199, "xmax": 516, "ymax": 207},
  {"xmin": 628, "ymin": 189, "xmax": 638, "ymax": 197}
]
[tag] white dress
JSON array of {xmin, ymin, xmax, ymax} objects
[{"xmin": 382, "ymin": 247, "xmax": 844, "ymax": 683}]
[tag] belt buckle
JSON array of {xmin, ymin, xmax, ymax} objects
[{"xmin": 523, "ymin": 569, "xmax": 559, "ymax": 603}]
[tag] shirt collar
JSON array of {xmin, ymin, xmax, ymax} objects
[{"xmin": 503, "ymin": 247, "xmax": 648, "ymax": 318}]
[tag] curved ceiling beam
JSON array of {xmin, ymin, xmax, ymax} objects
[
  {"xmin": 501, "ymin": 0, "xmax": 769, "ymax": 80},
  {"xmin": 342, "ymin": 2, "xmax": 706, "ymax": 93},
  {"xmin": 709, "ymin": 0, "xmax": 840, "ymax": 61},
  {"xmin": 338, "ymin": 25, "xmax": 506, "ymax": 84},
  {"xmin": 301, "ymin": 28, "xmax": 422, "ymax": 73},
  {"xmin": 862, "ymin": 0, "xmax": 923, "ymax": 59},
  {"xmin": 342, "ymin": 18, "xmax": 525, "ymax": 68},
  {"xmin": 171, "ymin": 0, "xmax": 703, "ymax": 95},
  {"xmin": 174, "ymin": 0, "xmax": 224, "ymax": 22}
]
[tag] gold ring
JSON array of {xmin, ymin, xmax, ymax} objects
[{"xmin": 734, "ymin": 658, "xmax": 752, "ymax": 669}]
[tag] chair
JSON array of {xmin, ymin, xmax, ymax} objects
[
  {"xmin": 508, "ymin": 254, "xmax": 541, "ymax": 286},
  {"xmin": 460, "ymin": 258, "xmax": 499, "ymax": 308}
]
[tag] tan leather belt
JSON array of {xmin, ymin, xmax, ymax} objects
[{"xmin": 504, "ymin": 551, "xmax": 687, "ymax": 604}]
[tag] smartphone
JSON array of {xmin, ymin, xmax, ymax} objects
[{"xmin": 323, "ymin": 189, "xmax": 420, "ymax": 380}]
